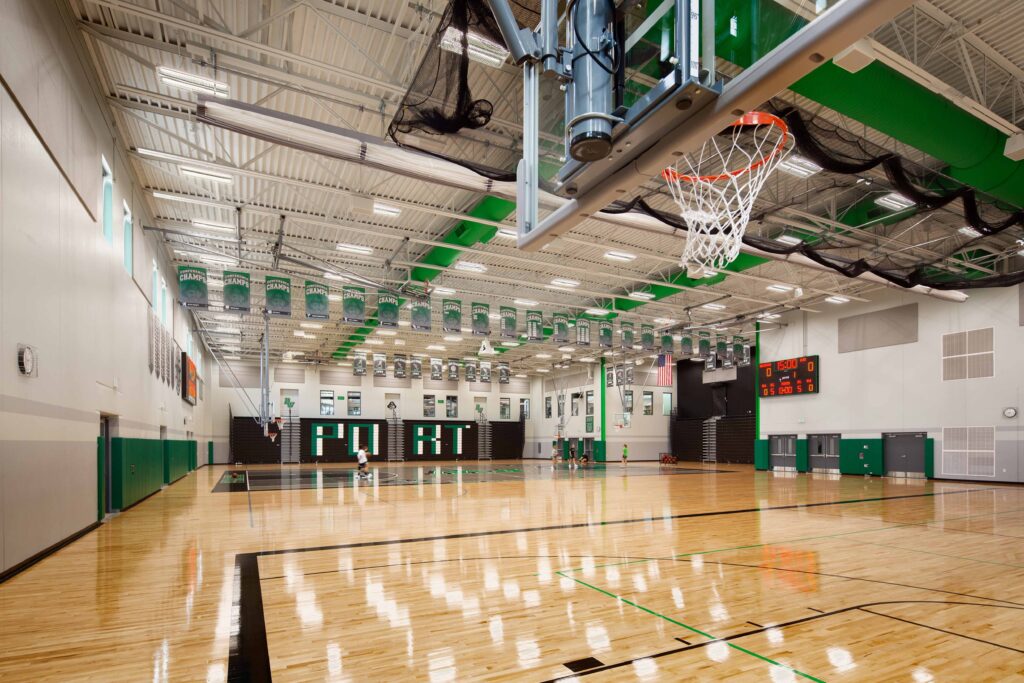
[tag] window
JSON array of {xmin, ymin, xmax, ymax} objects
[
  {"xmin": 499, "ymin": 398, "xmax": 511, "ymax": 420},
  {"xmin": 545, "ymin": 396, "xmax": 552, "ymax": 419},
  {"xmin": 320, "ymin": 390, "xmax": 335, "ymax": 416},
  {"xmin": 624, "ymin": 390, "xmax": 634, "ymax": 415},
  {"xmin": 557, "ymin": 394, "xmax": 565, "ymax": 418},
  {"xmin": 423, "ymin": 395, "xmax": 436, "ymax": 417},
  {"xmin": 347, "ymin": 391, "xmax": 361, "ymax": 416},
  {"xmin": 662, "ymin": 392, "xmax": 673, "ymax": 416},
  {"xmin": 571, "ymin": 392, "xmax": 581, "ymax": 416},
  {"xmin": 122, "ymin": 202, "xmax": 133, "ymax": 274},
  {"xmin": 586, "ymin": 391, "xmax": 594, "ymax": 416},
  {"xmin": 446, "ymin": 395, "xmax": 458, "ymax": 418},
  {"xmin": 101, "ymin": 158, "xmax": 113, "ymax": 244},
  {"xmin": 643, "ymin": 391, "xmax": 654, "ymax": 416},
  {"xmin": 151, "ymin": 262, "xmax": 159, "ymax": 310},
  {"xmin": 160, "ymin": 279, "xmax": 170, "ymax": 328},
  {"xmin": 942, "ymin": 328, "xmax": 993, "ymax": 380},
  {"xmin": 520, "ymin": 398, "xmax": 530, "ymax": 420}
]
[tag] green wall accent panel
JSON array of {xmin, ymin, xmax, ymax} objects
[
  {"xmin": 110, "ymin": 438, "xmax": 164, "ymax": 510},
  {"xmin": 839, "ymin": 438, "xmax": 884, "ymax": 476},
  {"xmin": 208, "ymin": 441, "xmax": 214, "ymax": 466},
  {"xmin": 795, "ymin": 439, "xmax": 809, "ymax": 473},
  {"xmin": 754, "ymin": 439, "xmax": 770, "ymax": 471},
  {"xmin": 410, "ymin": 196, "xmax": 516, "ymax": 282},
  {"xmin": 163, "ymin": 440, "xmax": 192, "ymax": 485},
  {"xmin": 97, "ymin": 437, "xmax": 104, "ymax": 521},
  {"xmin": 925, "ymin": 438, "xmax": 934, "ymax": 479},
  {"xmin": 593, "ymin": 440, "xmax": 606, "ymax": 462}
]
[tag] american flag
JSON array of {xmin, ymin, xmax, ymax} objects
[{"xmin": 656, "ymin": 353, "xmax": 673, "ymax": 386}]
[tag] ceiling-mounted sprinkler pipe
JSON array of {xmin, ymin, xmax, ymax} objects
[
  {"xmin": 540, "ymin": 0, "xmax": 559, "ymax": 74},
  {"xmin": 485, "ymin": 0, "xmax": 539, "ymax": 64},
  {"xmin": 567, "ymin": 0, "xmax": 616, "ymax": 162}
]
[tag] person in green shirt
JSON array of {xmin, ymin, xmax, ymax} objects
[{"xmin": 621, "ymin": 443, "xmax": 628, "ymax": 466}]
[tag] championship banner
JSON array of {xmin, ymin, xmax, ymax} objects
[
  {"xmin": 393, "ymin": 354, "xmax": 407, "ymax": 378},
  {"xmin": 410, "ymin": 357, "xmax": 422, "ymax": 379},
  {"xmin": 698, "ymin": 331, "xmax": 711, "ymax": 358},
  {"xmin": 606, "ymin": 365, "xmax": 614, "ymax": 387},
  {"xmin": 615, "ymin": 364, "xmax": 625, "ymax": 386},
  {"xmin": 731, "ymin": 336, "xmax": 744, "ymax": 363},
  {"xmin": 430, "ymin": 357, "xmax": 443, "ymax": 380},
  {"xmin": 738, "ymin": 345, "xmax": 752, "ymax": 367},
  {"xmin": 304, "ymin": 280, "xmax": 330, "ymax": 320},
  {"xmin": 621, "ymin": 321, "xmax": 635, "ymax": 348},
  {"xmin": 377, "ymin": 291, "xmax": 399, "ymax": 327},
  {"xmin": 342, "ymin": 287, "xmax": 365, "ymax": 323},
  {"xmin": 681, "ymin": 334, "xmax": 694, "ymax": 356},
  {"xmin": 661, "ymin": 334, "xmax": 674, "ymax": 355},
  {"xmin": 716, "ymin": 334, "xmax": 728, "ymax": 359},
  {"xmin": 500, "ymin": 306, "xmax": 517, "ymax": 339},
  {"xmin": 471, "ymin": 303, "xmax": 490, "ymax": 336},
  {"xmin": 443, "ymin": 299, "xmax": 462, "ymax": 333},
  {"xmin": 373, "ymin": 353, "xmax": 387, "ymax": 377},
  {"xmin": 177, "ymin": 266, "xmax": 209, "ymax": 309},
  {"xmin": 498, "ymin": 362, "xmax": 510, "ymax": 384},
  {"xmin": 447, "ymin": 358, "xmax": 460, "ymax": 381},
  {"xmin": 599, "ymin": 321, "xmax": 613, "ymax": 348},
  {"xmin": 465, "ymin": 359, "xmax": 477, "ymax": 382},
  {"xmin": 626, "ymin": 365, "xmax": 635, "ymax": 384},
  {"xmin": 353, "ymin": 353, "xmax": 367, "ymax": 376},
  {"xmin": 641, "ymin": 324, "xmax": 655, "ymax": 351},
  {"xmin": 480, "ymin": 361, "xmax": 492, "ymax": 383},
  {"xmin": 412, "ymin": 298, "xmax": 432, "ymax": 331},
  {"xmin": 526, "ymin": 310, "xmax": 544, "ymax": 341},
  {"xmin": 575, "ymin": 318, "xmax": 591, "ymax": 346},
  {"xmin": 223, "ymin": 271, "xmax": 250, "ymax": 312},
  {"xmin": 553, "ymin": 313, "xmax": 569, "ymax": 343},
  {"xmin": 265, "ymin": 276, "xmax": 292, "ymax": 316}
]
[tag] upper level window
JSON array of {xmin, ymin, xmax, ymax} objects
[
  {"xmin": 101, "ymin": 157, "xmax": 113, "ymax": 244},
  {"xmin": 122, "ymin": 202, "xmax": 133, "ymax": 274}
]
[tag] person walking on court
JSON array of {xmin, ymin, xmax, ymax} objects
[
  {"xmin": 569, "ymin": 445, "xmax": 577, "ymax": 468},
  {"xmin": 357, "ymin": 443, "xmax": 371, "ymax": 479},
  {"xmin": 551, "ymin": 441, "xmax": 560, "ymax": 467},
  {"xmin": 621, "ymin": 443, "xmax": 629, "ymax": 467}
]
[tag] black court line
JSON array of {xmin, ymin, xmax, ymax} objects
[
  {"xmin": 227, "ymin": 486, "xmax": 995, "ymax": 682},
  {"xmin": 858, "ymin": 606, "xmax": 1024, "ymax": 654},
  {"xmin": 538, "ymin": 600, "xmax": 1024, "ymax": 681}
]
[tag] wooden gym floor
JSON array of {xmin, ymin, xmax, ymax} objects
[{"xmin": 1, "ymin": 462, "xmax": 1023, "ymax": 681}]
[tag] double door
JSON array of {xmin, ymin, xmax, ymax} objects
[
  {"xmin": 808, "ymin": 434, "xmax": 840, "ymax": 473},
  {"xmin": 883, "ymin": 432, "xmax": 926, "ymax": 478},
  {"xmin": 769, "ymin": 434, "xmax": 797, "ymax": 471}
]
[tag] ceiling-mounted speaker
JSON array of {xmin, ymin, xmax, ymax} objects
[{"xmin": 833, "ymin": 39, "xmax": 877, "ymax": 74}]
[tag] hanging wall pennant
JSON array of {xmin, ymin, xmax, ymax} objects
[
  {"xmin": 177, "ymin": 266, "xmax": 209, "ymax": 309},
  {"xmin": 527, "ymin": 310, "xmax": 544, "ymax": 341},
  {"xmin": 342, "ymin": 287, "xmax": 365, "ymax": 323},
  {"xmin": 304, "ymin": 280, "xmax": 330, "ymax": 320},
  {"xmin": 641, "ymin": 324, "xmax": 654, "ymax": 351},
  {"xmin": 442, "ymin": 299, "xmax": 462, "ymax": 333},
  {"xmin": 471, "ymin": 303, "xmax": 490, "ymax": 336},
  {"xmin": 553, "ymin": 313, "xmax": 569, "ymax": 344},
  {"xmin": 575, "ymin": 318, "xmax": 591, "ymax": 346},
  {"xmin": 411, "ymin": 298, "xmax": 432, "ymax": 331},
  {"xmin": 223, "ymin": 271, "xmax": 250, "ymax": 312},
  {"xmin": 599, "ymin": 321, "xmax": 613, "ymax": 348},
  {"xmin": 265, "ymin": 276, "xmax": 291, "ymax": 317},
  {"xmin": 377, "ymin": 291, "xmax": 399, "ymax": 327},
  {"xmin": 500, "ymin": 306, "xmax": 517, "ymax": 339}
]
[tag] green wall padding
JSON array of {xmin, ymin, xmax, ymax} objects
[
  {"xmin": 795, "ymin": 439, "xmax": 809, "ymax": 473},
  {"xmin": 925, "ymin": 438, "xmax": 935, "ymax": 479},
  {"xmin": 111, "ymin": 438, "xmax": 164, "ymax": 510},
  {"xmin": 839, "ymin": 438, "xmax": 884, "ymax": 476},
  {"xmin": 163, "ymin": 440, "xmax": 192, "ymax": 485},
  {"xmin": 97, "ymin": 437, "xmax": 104, "ymax": 521},
  {"xmin": 754, "ymin": 439, "xmax": 770, "ymax": 471},
  {"xmin": 208, "ymin": 441, "xmax": 214, "ymax": 466},
  {"xmin": 593, "ymin": 440, "xmax": 606, "ymax": 462}
]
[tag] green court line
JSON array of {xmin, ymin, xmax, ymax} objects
[
  {"xmin": 556, "ymin": 571, "xmax": 825, "ymax": 682},
  {"xmin": 840, "ymin": 537, "xmax": 1024, "ymax": 571}
]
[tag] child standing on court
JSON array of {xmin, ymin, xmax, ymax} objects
[
  {"xmin": 621, "ymin": 443, "xmax": 628, "ymax": 466},
  {"xmin": 357, "ymin": 443, "xmax": 371, "ymax": 479}
]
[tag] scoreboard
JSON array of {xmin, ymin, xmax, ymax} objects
[{"xmin": 759, "ymin": 356, "xmax": 819, "ymax": 397}]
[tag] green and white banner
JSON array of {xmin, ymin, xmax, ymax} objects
[
  {"xmin": 412, "ymin": 298, "xmax": 432, "ymax": 331},
  {"xmin": 304, "ymin": 280, "xmax": 330, "ymax": 320},
  {"xmin": 265, "ymin": 276, "xmax": 291, "ymax": 317},
  {"xmin": 353, "ymin": 353, "xmax": 367, "ymax": 376},
  {"xmin": 661, "ymin": 334, "xmax": 674, "ymax": 355},
  {"xmin": 599, "ymin": 321, "xmax": 613, "ymax": 348},
  {"xmin": 377, "ymin": 291, "xmax": 399, "ymax": 327},
  {"xmin": 641, "ymin": 324, "xmax": 655, "ymax": 351},
  {"xmin": 526, "ymin": 310, "xmax": 544, "ymax": 341},
  {"xmin": 480, "ymin": 361, "xmax": 492, "ymax": 383},
  {"xmin": 342, "ymin": 287, "xmax": 365, "ymax": 323},
  {"xmin": 498, "ymin": 362, "xmax": 510, "ymax": 384},
  {"xmin": 500, "ymin": 306, "xmax": 517, "ymax": 339},
  {"xmin": 681, "ymin": 334, "xmax": 694, "ymax": 355},
  {"xmin": 471, "ymin": 302, "xmax": 490, "ymax": 336},
  {"xmin": 553, "ymin": 313, "xmax": 569, "ymax": 343},
  {"xmin": 621, "ymin": 321, "xmax": 635, "ymax": 348},
  {"xmin": 732, "ymin": 336, "xmax": 744, "ymax": 362},
  {"xmin": 716, "ymin": 334, "xmax": 728, "ymax": 358},
  {"xmin": 464, "ymin": 359, "xmax": 477, "ymax": 382},
  {"xmin": 575, "ymin": 317, "xmax": 591, "ymax": 346},
  {"xmin": 430, "ymin": 357, "xmax": 443, "ymax": 380},
  {"xmin": 409, "ymin": 357, "xmax": 422, "ymax": 379},
  {"xmin": 393, "ymin": 354, "xmax": 407, "ymax": 378},
  {"xmin": 443, "ymin": 299, "xmax": 462, "ymax": 333},
  {"xmin": 177, "ymin": 266, "xmax": 209, "ymax": 309},
  {"xmin": 698, "ymin": 331, "xmax": 711, "ymax": 357},
  {"xmin": 373, "ymin": 353, "xmax": 387, "ymax": 377},
  {"xmin": 447, "ymin": 358, "xmax": 460, "ymax": 381},
  {"xmin": 223, "ymin": 271, "xmax": 250, "ymax": 312}
]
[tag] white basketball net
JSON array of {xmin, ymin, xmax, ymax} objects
[{"xmin": 663, "ymin": 112, "xmax": 792, "ymax": 273}]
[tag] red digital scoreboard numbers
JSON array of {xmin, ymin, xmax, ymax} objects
[{"xmin": 759, "ymin": 355, "xmax": 819, "ymax": 397}]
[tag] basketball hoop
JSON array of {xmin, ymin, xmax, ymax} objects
[{"xmin": 662, "ymin": 112, "xmax": 792, "ymax": 274}]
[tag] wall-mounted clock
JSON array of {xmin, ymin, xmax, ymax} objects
[
  {"xmin": 1004, "ymin": 407, "xmax": 1018, "ymax": 419},
  {"xmin": 17, "ymin": 345, "xmax": 37, "ymax": 377}
]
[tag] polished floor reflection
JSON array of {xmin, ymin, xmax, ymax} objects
[{"xmin": 1, "ymin": 463, "xmax": 1023, "ymax": 682}]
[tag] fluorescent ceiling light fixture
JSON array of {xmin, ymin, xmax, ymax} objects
[
  {"xmin": 604, "ymin": 250, "xmax": 636, "ymax": 262},
  {"xmin": 579, "ymin": 357, "xmax": 597, "ymax": 363},
  {"xmin": 363, "ymin": 338, "xmax": 384, "ymax": 345},
  {"xmin": 766, "ymin": 284, "xmax": 793, "ymax": 293},
  {"xmin": 180, "ymin": 166, "xmax": 233, "ymax": 184},
  {"xmin": 757, "ymin": 312, "xmax": 781, "ymax": 319},
  {"xmin": 439, "ymin": 27, "xmax": 510, "ymax": 68},
  {"xmin": 775, "ymin": 234, "xmax": 803, "ymax": 246},
  {"xmin": 443, "ymin": 336, "xmax": 463, "ymax": 342},
  {"xmin": 535, "ymin": 353, "xmax": 552, "ymax": 359},
  {"xmin": 214, "ymin": 326, "xmax": 241, "ymax": 335},
  {"xmin": 653, "ymin": 317, "xmax": 677, "ymax": 325},
  {"xmin": 426, "ymin": 344, "xmax": 446, "ymax": 351},
  {"xmin": 282, "ymin": 359, "xmax": 298, "ymax": 364},
  {"xmin": 702, "ymin": 302, "xmax": 727, "ymax": 310},
  {"xmin": 376, "ymin": 329, "xmax": 397, "ymax": 336},
  {"xmin": 496, "ymin": 228, "xmax": 518, "ymax": 239},
  {"xmin": 323, "ymin": 272, "xmax": 347, "ymax": 281},
  {"xmin": 825, "ymin": 296, "xmax": 850, "ymax": 304},
  {"xmin": 293, "ymin": 330, "xmax": 306, "ymax": 337},
  {"xmin": 191, "ymin": 219, "xmax": 235, "ymax": 233},
  {"xmin": 433, "ymin": 286, "xmax": 456, "ymax": 295},
  {"xmin": 373, "ymin": 202, "xmax": 401, "ymax": 217},
  {"xmin": 222, "ymin": 355, "xmax": 241, "ymax": 361},
  {"xmin": 514, "ymin": 373, "xmax": 527, "ymax": 378},
  {"xmin": 535, "ymin": 368, "xmax": 550, "ymax": 373},
  {"xmin": 557, "ymin": 346, "xmax": 575, "ymax": 353},
  {"xmin": 551, "ymin": 278, "xmax": 579, "ymax": 288},
  {"xmin": 411, "ymin": 353, "xmax": 427, "ymax": 358},
  {"xmin": 199, "ymin": 255, "xmax": 238, "ymax": 267},
  {"xmin": 489, "ymin": 313, "xmax": 501, "ymax": 320},
  {"xmin": 454, "ymin": 261, "xmax": 487, "ymax": 273},
  {"xmin": 336, "ymin": 362, "xmax": 352, "ymax": 367},
  {"xmin": 151, "ymin": 191, "xmax": 223, "ymax": 207},
  {"xmin": 629, "ymin": 291, "xmax": 656, "ymax": 300},
  {"xmin": 585, "ymin": 308, "xmax": 610, "ymax": 316},
  {"xmin": 220, "ymin": 346, "xmax": 241, "ymax": 353},
  {"xmin": 156, "ymin": 66, "xmax": 229, "ymax": 97},
  {"xmin": 958, "ymin": 226, "xmax": 982, "ymax": 238},
  {"xmin": 300, "ymin": 322, "xmax": 322, "ymax": 329},
  {"xmin": 214, "ymin": 314, "xmax": 238, "ymax": 322},
  {"xmin": 777, "ymin": 155, "xmax": 823, "ymax": 178},
  {"xmin": 394, "ymin": 339, "xmax": 405, "ymax": 346},
  {"xmin": 336, "ymin": 243, "xmax": 374, "ymax": 256},
  {"xmin": 328, "ymin": 294, "xmax": 342, "ymax": 302},
  {"xmin": 502, "ymin": 341, "xmax": 520, "ymax": 347},
  {"xmin": 875, "ymin": 192, "xmax": 915, "ymax": 211},
  {"xmin": 134, "ymin": 147, "xmax": 182, "ymax": 162},
  {"xmin": 514, "ymin": 298, "xmax": 538, "ymax": 306}
]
